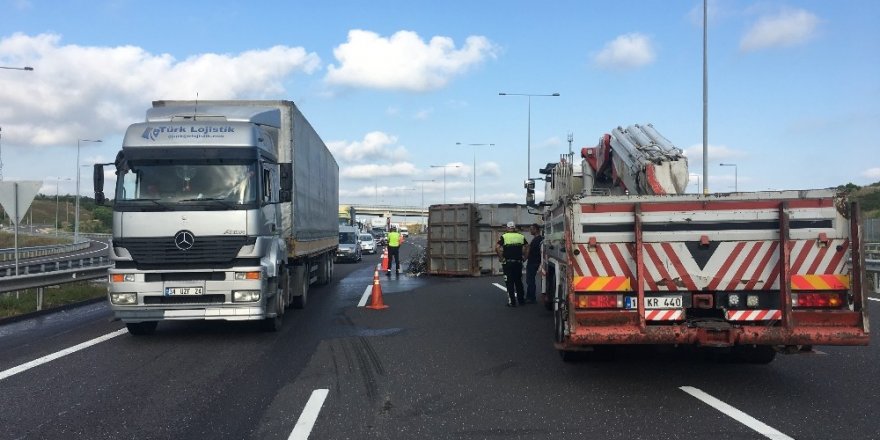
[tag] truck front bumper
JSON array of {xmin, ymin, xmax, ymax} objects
[{"xmin": 107, "ymin": 268, "xmax": 270, "ymax": 323}]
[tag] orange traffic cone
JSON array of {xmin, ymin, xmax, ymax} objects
[
  {"xmin": 366, "ymin": 269, "xmax": 389, "ymax": 309},
  {"xmin": 381, "ymin": 247, "xmax": 389, "ymax": 271}
]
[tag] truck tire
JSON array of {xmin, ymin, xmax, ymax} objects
[
  {"xmin": 262, "ymin": 280, "xmax": 284, "ymax": 332},
  {"xmin": 281, "ymin": 265, "xmax": 293, "ymax": 310},
  {"xmin": 317, "ymin": 254, "xmax": 331, "ymax": 285},
  {"xmin": 292, "ymin": 265, "xmax": 309, "ymax": 309},
  {"xmin": 126, "ymin": 321, "xmax": 157, "ymax": 336}
]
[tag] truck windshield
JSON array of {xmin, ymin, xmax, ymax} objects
[{"xmin": 115, "ymin": 162, "xmax": 258, "ymax": 209}]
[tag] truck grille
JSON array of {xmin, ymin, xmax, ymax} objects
[
  {"xmin": 115, "ymin": 236, "xmax": 250, "ymax": 266},
  {"xmin": 144, "ymin": 295, "xmax": 225, "ymax": 305}
]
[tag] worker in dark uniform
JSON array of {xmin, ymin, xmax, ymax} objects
[
  {"xmin": 386, "ymin": 226, "xmax": 402, "ymax": 277},
  {"xmin": 525, "ymin": 223, "xmax": 544, "ymax": 304},
  {"xmin": 495, "ymin": 221, "xmax": 529, "ymax": 307}
]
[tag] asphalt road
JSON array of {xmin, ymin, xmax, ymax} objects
[{"xmin": 1, "ymin": 236, "xmax": 878, "ymax": 439}]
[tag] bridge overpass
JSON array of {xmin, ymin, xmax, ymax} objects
[{"xmin": 346, "ymin": 204, "xmax": 429, "ymax": 218}]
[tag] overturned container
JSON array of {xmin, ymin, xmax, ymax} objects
[{"xmin": 427, "ymin": 203, "xmax": 541, "ymax": 276}]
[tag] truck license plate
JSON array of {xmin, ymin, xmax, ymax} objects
[
  {"xmin": 625, "ymin": 296, "xmax": 682, "ymax": 309},
  {"xmin": 164, "ymin": 287, "xmax": 204, "ymax": 296}
]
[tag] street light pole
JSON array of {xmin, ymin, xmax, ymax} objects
[
  {"xmin": 498, "ymin": 92, "xmax": 560, "ymax": 180},
  {"xmin": 54, "ymin": 177, "xmax": 71, "ymax": 236},
  {"xmin": 75, "ymin": 138, "xmax": 102, "ymax": 243},
  {"xmin": 430, "ymin": 165, "xmax": 460, "ymax": 204},
  {"xmin": 719, "ymin": 163, "xmax": 737, "ymax": 192},
  {"xmin": 412, "ymin": 179, "xmax": 435, "ymax": 228},
  {"xmin": 456, "ymin": 142, "xmax": 494, "ymax": 203}
]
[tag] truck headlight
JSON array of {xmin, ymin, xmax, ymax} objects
[
  {"xmin": 233, "ymin": 291, "xmax": 261, "ymax": 302},
  {"xmin": 110, "ymin": 293, "xmax": 137, "ymax": 305}
]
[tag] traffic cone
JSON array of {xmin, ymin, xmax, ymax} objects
[
  {"xmin": 366, "ymin": 269, "xmax": 389, "ymax": 310},
  {"xmin": 381, "ymin": 247, "xmax": 389, "ymax": 271}
]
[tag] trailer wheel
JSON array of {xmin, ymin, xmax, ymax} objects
[
  {"xmin": 126, "ymin": 321, "xmax": 157, "ymax": 336},
  {"xmin": 317, "ymin": 254, "xmax": 331, "ymax": 285}
]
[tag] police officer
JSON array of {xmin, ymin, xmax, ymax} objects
[
  {"xmin": 495, "ymin": 221, "xmax": 529, "ymax": 307},
  {"xmin": 386, "ymin": 226, "xmax": 402, "ymax": 277},
  {"xmin": 525, "ymin": 223, "xmax": 544, "ymax": 304}
]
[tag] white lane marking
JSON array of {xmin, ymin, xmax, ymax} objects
[
  {"xmin": 0, "ymin": 328, "xmax": 128, "ymax": 381},
  {"xmin": 288, "ymin": 388, "xmax": 329, "ymax": 440},
  {"xmin": 492, "ymin": 283, "xmax": 507, "ymax": 292},
  {"xmin": 358, "ymin": 285, "xmax": 372, "ymax": 307},
  {"xmin": 867, "ymin": 297, "xmax": 879, "ymax": 302},
  {"xmin": 679, "ymin": 386, "xmax": 794, "ymax": 440}
]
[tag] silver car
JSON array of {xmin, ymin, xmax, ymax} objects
[{"xmin": 359, "ymin": 233, "xmax": 376, "ymax": 254}]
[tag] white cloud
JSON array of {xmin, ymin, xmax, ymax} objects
[
  {"xmin": 593, "ymin": 33, "xmax": 656, "ymax": 70},
  {"xmin": 539, "ymin": 136, "xmax": 563, "ymax": 149},
  {"xmin": 740, "ymin": 9, "xmax": 819, "ymax": 52},
  {"xmin": 324, "ymin": 29, "xmax": 498, "ymax": 91},
  {"xmin": 683, "ymin": 143, "xmax": 743, "ymax": 163},
  {"xmin": 340, "ymin": 162, "xmax": 418, "ymax": 179},
  {"xmin": 413, "ymin": 107, "xmax": 433, "ymax": 120},
  {"xmin": 327, "ymin": 131, "xmax": 408, "ymax": 162},
  {"xmin": 479, "ymin": 161, "xmax": 501, "ymax": 177},
  {"xmin": 862, "ymin": 168, "xmax": 880, "ymax": 180},
  {"xmin": 0, "ymin": 33, "xmax": 320, "ymax": 147}
]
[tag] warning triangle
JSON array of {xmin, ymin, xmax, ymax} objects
[
  {"xmin": 0, "ymin": 181, "xmax": 44, "ymax": 225},
  {"xmin": 685, "ymin": 240, "xmax": 721, "ymax": 271}
]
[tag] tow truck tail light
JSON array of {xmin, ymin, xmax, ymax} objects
[
  {"xmin": 792, "ymin": 292, "xmax": 843, "ymax": 308},
  {"xmin": 576, "ymin": 294, "xmax": 623, "ymax": 309}
]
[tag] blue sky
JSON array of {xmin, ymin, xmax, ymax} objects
[{"xmin": 1, "ymin": 0, "xmax": 878, "ymax": 208}]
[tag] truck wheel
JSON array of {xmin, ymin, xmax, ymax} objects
[
  {"xmin": 126, "ymin": 321, "xmax": 157, "ymax": 336},
  {"xmin": 559, "ymin": 349, "xmax": 578, "ymax": 362},
  {"xmin": 281, "ymin": 266, "xmax": 293, "ymax": 309},
  {"xmin": 317, "ymin": 255, "xmax": 331, "ymax": 285},
  {"xmin": 262, "ymin": 285, "xmax": 284, "ymax": 332},
  {"xmin": 292, "ymin": 266, "xmax": 309, "ymax": 309}
]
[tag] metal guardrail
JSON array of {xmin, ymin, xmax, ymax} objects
[
  {"xmin": 0, "ymin": 264, "xmax": 110, "ymax": 294},
  {"xmin": 0, "ymin": 242, "xmax": 90, "ymax": 262},
  {"xmin": 0, "ymin": 255, "xmax": 110, "ymax": 279}
]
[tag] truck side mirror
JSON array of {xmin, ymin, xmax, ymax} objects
[
  {"xmin": 279, "ymin": 163, "xmax": 292, "ymax": 203},
  {"xmin": 524, "ymin": 179, "xmax": 536, "ymax": 207},
  {"xmin": 93, "ymin": 164, "xmax": 106, "ymax": 205}
]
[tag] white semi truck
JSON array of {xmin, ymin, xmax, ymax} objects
[{"xmin": 94, "ymin": 100, "xmax": 339, "ymax": 334}]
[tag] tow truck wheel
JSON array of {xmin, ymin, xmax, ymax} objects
[{"xmin": 126, "ymin": 321, "xmax": 157, "ymax": 336}]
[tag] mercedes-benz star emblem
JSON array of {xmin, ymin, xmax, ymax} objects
[{"xmin": 174, "ymin": 230, "xmax": 195, "ymax": 251}]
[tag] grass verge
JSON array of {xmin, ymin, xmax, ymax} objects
[{"xmin": 0, "ymin": 281, "xmax": 106, "ymax": 319}]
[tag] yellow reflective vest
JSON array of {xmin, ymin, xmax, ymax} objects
[{"xmin": 388, "ymin": 231, "xmax": 401, "ymax": 247}]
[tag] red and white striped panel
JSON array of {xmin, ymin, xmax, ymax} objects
[
  {"xmin": 644, "ymin": 309, "xmax": 684, "ymax": 321},
  {"xmin": 572, "ymin": 239, "xmax": 850, "ymax": 292},
  {"xmin": 725, "ymin": 310, "xmax": 782, "ymax": 321}
]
